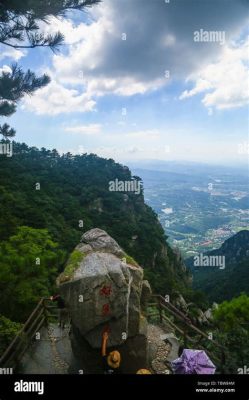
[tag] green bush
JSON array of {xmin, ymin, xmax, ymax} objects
[{"xmin": 0, "ymin": 315, "xmax": 22, "ymax": 356}]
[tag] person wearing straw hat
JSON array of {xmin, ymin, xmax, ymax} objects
[
  {"xmin": 101, "ymin": 331, "xmax": 121, "ymax": 374},
  {"xmin": 136, "ymin": 369, "xmax": 152, "ymax": 374}
]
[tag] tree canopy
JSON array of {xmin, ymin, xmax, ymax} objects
[{"xmin": 0, "ymin": 225, "xmax": 65, "ymax": 321}]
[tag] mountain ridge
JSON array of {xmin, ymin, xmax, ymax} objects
[
  {"xmin": 0, "ymin": 141, "xmax": 190, "ymax": 317},
  {"xmin": 186, "ymin": 230, "xmax": 249, "ymax": 302}
]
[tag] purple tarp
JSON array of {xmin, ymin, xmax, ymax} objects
[{"xmin": 171, "ymin": 349, "xmax": 216, "ymax": 374}]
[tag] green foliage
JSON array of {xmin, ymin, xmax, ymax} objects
[
  {"xmin": 0, "ymin": 226, "xmax": 66, "ymax": 321},
  {"xmin": 193, "ymin": 259, "xmax": 249, "ymax": 303},
  {"xmin": 206, "ymin": 295, "xmax": 249, "ymax": 372},
  {"xmin": 0, "ymin": 315, "xmax": 22, "ymax": 356},
  {"xmin": 123, "ymin": 254, "xmax": 138, "ymax": 267},
  {"xmin": 60, "ymin": 250, "xmax": 85, "ymax": 282},
  {"xmin": 146, "ymin": 305, "xmax": 159, "ymax": 324},
  {"xmin": 0, "ymin": 142, "xmax": 190, "ymax": 306},
  {"xmin": 0, "ymin": 65, "xmax": 50, "ymax": 138},
  {"xmin": 208, "ymin": 326, "xmax": 249, "ymax": 373},
  {"xmin": 213, "ymin": 294, "xmax": 249, "ymax": 330},
  {"xmin": 188, "ymin": 231, "xmax": 249, "ymax": 303},
  {"xmin": 0, "ymin": 0, "xmax": 100, "ymax": 50},
  {"xmin": 185, "ymin": 289, "xmax": 209, "ymax": 309}
]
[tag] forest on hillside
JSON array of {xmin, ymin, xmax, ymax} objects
[
  {"xmin": 0, "ymin": 141, "xmax": 190, "ymax": 323},
  {"xmin": 0, "ymin": 141, "xmax": 248, "ymax": 373},
  {"xmin": 0, "ymin": 0, "xmax": 248, "ymax": 383}
]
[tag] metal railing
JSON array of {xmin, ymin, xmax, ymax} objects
[
  {"xmin": 147, "ymin": 294, "xmax": 226, "ymax": 372},
  {"xmin": 0, "ymin": 298, "xmax": 57, "ymax": 370},
  {"xmin": 1, "ymin": 294, "xmax": 227, "ymax": 372}
]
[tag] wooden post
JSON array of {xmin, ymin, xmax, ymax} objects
[
  {"xmin": 183, "ymin": 326, "xmax": 187, "ymax": 348},
  {"xmin": 158, "ymin": 297, "xmax": 163, "ymax": 323},
  {"xmin": 42, "ymin": 298, "xmax": 49, "ymax": 326},
  {"xmin": 221, "ymin": 349, "xmax": 226, "ymax": 373}
]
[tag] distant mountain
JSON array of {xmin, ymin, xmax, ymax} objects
[
  {"xmin": 206, "ymin": 230, "xmax": 249, "ymax": 263},
  {"xmin": 129, "ymin": 160, "xmax": 249, "ymax": 177},
  {"xmin": 186, "ymin": 230, "xmax": 249, "ymax": 302}
]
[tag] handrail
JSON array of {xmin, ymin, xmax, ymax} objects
[
  {"xmin": 1, "ymin": 293, "xmax": 226, "ymax": 371},
  {"xmin": 147, "ymin": 294, "xmax": 227, "ymax": 370},
  {"xmin": 150, "ymin": 294, "xmax": 225, "ymax": 350},
  {"xmin": 0, "ymin": 297, "xmax": 56, "ymax": 369},
  {"xmin": 0, "ymin": 299, "xmax": 44, "ymax": 363}
]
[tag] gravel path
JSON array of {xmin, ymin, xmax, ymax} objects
[
  {"xmin": 18, "ymin": 323, "xmax": 73, "ymax": 374},
  {"xmin": 47, "ymin": 325, "xmax": 70, "ymax": 374},
  {"xmin": 147, "ymin": 324, "xmax": 174, "ymax": 374}
]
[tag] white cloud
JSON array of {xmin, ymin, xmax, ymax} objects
[
  {"xmin": 40, "ymin": 16, "xmax": 90, "ymax": 45},
  {"xmin": 22, "ymin": 0, "xmax": 249, "ymax": 115},
  {"xmin": 85, "ymin": 76, "xmax": 164, "ymax": 97},
  {"xmin": 0, "ymin": 65, "xmax": 12, "ymax": 75},
  {"xmin": 23, "ymin": 81, "xmax": 96, "ymax": 115},
  {"xmin": 123, "ymin": 129, "xmax": 160, "ymax": 139},
  {"xmin": 64, "ymin": 123, "xmax": 101, "ymax": 134},
  {"xmin": 161, "ymin": 34, "xmax": 176, "ymax": 47},
  {"xmin": 0, "ymin": 46, "xmax": 25, "ymax": 61},
  {"xmin": 49, "ymin": 0, "xmax": 249, "ymax": 99},
  {"xmin": 180, "ymin": 40, "xmax": 249, "ymax": 109},
  {"xmin": 179, "ymin": 78, "xmax": 213, "ymax": 99}
]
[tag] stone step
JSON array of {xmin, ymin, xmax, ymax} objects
[{"xmin": 160, "ymin": 333, "xmax": 180, "ymax": 362}]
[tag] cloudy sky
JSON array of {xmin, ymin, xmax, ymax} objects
[{"xmin": 1, "ymin": 0, "xmax": 249, "ymax": 166}]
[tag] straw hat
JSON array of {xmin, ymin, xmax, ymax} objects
[
  {"xmin": 107, "ymin": 351, "xmax": 121, "ymax": 369},
  {"xmin": 136, "ymin": 369, "xmax": 152, "ymax": 374}
]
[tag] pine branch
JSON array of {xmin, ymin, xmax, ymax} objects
[
  {"xmin": 0, "ymin": 1, "xmax": 100, "ymax": 50},
  {"xmin": 0, "ymin": 64, "xmax": 50, "ymax": 102},
  {"xmin": 0, "ymin": 123, "xmax": 16, "ymax": 138},
  {"xmin": 0, "ymin": 0, "xmax": 101, "ymax": 139},
  {"xmin": 0, "ymin": 100, "xmax": 16, "ymax": 117}
]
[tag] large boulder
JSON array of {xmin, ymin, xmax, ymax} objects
[
  {"xmin": 59, "ymin": 228, "xmax": 149, "ymax": 350},
  {"xmin": 141, "ymin": 280, "xmax": 152, "ymax": 311}
]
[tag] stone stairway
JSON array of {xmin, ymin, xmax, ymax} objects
[
  {"xmin": 18, "ymin": 323, "xmax": 73, "ymax": 374},
  {"xmin": 148, "ymin": 324, "xmax": 180, "ymax": 374}
]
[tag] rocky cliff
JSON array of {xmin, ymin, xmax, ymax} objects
[
  {"xmin": 186, "ymin": 230, "xmax": 249, "ymax": 302},
  {"xmin": 58, "ymin": 228, "xmax": 151, "ymax": 373},
  {"xmin": 0, "ymin": 143, "xmax": 190, "ymax": 300}
]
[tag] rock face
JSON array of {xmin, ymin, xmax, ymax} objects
[
  {"xmin": 174, "ymin": 293, "xmax": 188, "ymax": 313},
  {"xmin": 141, "ymin": 280, "xmax": 152, "ymax": 311},
  {"xmin": 59, "ymin": 229, "xmax": 151, "ymax": 354}
]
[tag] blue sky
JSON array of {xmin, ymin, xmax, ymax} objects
[{"xmin": 0, "ymin": 0, "xmax": 249, "ymax": 167}]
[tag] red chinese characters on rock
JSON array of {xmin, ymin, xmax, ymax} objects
[
  {"xmin": 102, "ymin": 303, "xmax": 110, "ymax": 316},
  {"xmin": 99, "ymin": 285, "xmax": 112, "ymax": 316},
  {"xmin": 99, "ymin": 285, "xmax": 112, "ymax": 297}
]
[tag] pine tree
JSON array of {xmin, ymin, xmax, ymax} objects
[{"xmin": 0, "ymin": 0, "xmax": 100, "ymax": 138}]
